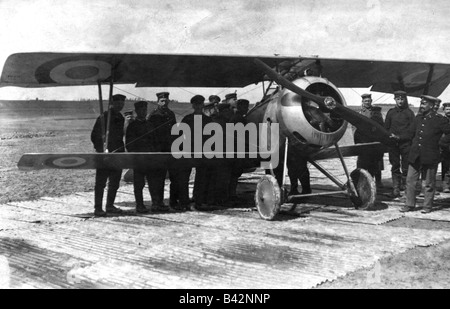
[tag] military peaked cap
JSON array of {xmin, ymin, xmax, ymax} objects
[
  {"xmin": 112, "ymin": 94, "xmax": 126, "ymax": 101},
  {"xmin": 361, "ymin": 93, "xmax": 372, "ymax": 99},
  {"xmin": 225, "ymin": 93, "xmax": 237, "ymax": 100},
  {"xmin": 393, "ymin": 90, "xmax": 407, "ymax": 97},
  {"xmin": 208, "ymin": 95, "xmax": 221, "ymax": 103},
  {"xmin": 421, "ymin": 95, "xmax": 439, "ymax": 104},
  {"xmin": 442, "ymin": 102, "xmax": 450, "ymax": 109},
  {"xmin": 156, "ymin": 92, "xmax": 170, "ymax": 99},
  {"xmin": 190, "ymin": 95, "xmax": 205, "ymax": 105}
]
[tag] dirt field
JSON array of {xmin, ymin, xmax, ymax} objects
[{"xmin": 1, "ymin": 100, "xmax": 450, "ymax": 289}]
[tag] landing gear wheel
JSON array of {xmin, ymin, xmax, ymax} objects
[
  {"xmin": 348, "ymin": 168, "xmax": 376, "ymax": 210},
  {"xmin": 255, "ymin": 175, "xmax": 282, "ymax": 220}
]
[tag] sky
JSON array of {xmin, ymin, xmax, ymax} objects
[{"xmin": 0, "ymin": 0, "xmax": 450, "ymax": 106}]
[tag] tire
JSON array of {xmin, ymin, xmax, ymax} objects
[
  {"xmin": 255, "ymin": 175, "xmax": 282, "ymax": 220},
  {"xmin": 349, "ymin": 168, "xmax": 376, "ymax": 210}
]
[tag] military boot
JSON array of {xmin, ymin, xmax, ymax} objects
[
  {"xmin": 389, "ymin": 174, "xmax": 401, "ymax": 198},
  {"xmin": 105, "ymin": 190, "xmax": 123, "ymax": 214},
  {"xmin": 444, "ymin": 174, "xmax": 450, "ymax": 193},
  {"xmin": 134, "ymin": 190, "xmax": 149, "ymax": 214},
  {"xmin": 94, "ymin": 187, "xmax": 106, "ymax": 217},
  {"xmin": 289, "ymin": 184, "xmax": 299, "ymax": 196},
  {"xmin": 400, "ymin": 175, "xmax": 407, "ymax": 192}
]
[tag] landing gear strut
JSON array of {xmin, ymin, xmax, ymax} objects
[{"xmin": 254, "ymin": 141, "xmax": 376, "ymax": 220}]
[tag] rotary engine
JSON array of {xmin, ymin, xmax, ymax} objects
[{"xmin": 276, "ymin": 76, "xmax": 348, "ymax": 151}]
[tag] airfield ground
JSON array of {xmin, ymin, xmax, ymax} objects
[{"xmin": 1, "ymin": 100, "xmax": 450, "ymax": 289}]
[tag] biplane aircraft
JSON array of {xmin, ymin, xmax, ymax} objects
[{"xmin": 2, "ymin": 52, "xmax": 450, "ymax": 220}]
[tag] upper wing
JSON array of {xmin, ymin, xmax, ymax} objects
[
  {"xmin": 309, "ymin": 142, "xmax": 388, "ymax": 161},
  {"xmin": 2, "ymin": 52, "xmax": 450, "ymax": 97},
  {"xmin": 0, "ymin": 52, "xmax": 285, "ymax": 88}
]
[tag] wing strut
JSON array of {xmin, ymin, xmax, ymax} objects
[
  {"xmin": 97, "ymin": 81, "xmax": 106, "ymax": 152},
  {"xmin": 423, "ymin": 64, "xmax": 435, "ymax": 95},
  {"xmin": 104, "ymin": 67, "xmax": 115, "ymax": 153}
]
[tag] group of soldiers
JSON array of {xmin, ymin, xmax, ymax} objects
[
  {"xmin": 354, "ymin": 91, "xmax": 450, "ymax": 214},
  {"xmin": 90, "ymin": 92, "xmax": 250, "ymax": 217},
  {"xmin": 89, "ymin": 89, "xmax": 450, "ymax": 217}
]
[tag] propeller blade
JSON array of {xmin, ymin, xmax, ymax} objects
[{"xmin": 254, "ymin": 58, "xmax": 396, "ymax": 147}]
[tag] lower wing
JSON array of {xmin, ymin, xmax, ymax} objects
[
  {"xmin": 17, "ymin": 152, "xmax": 267, "ymax": 171},
  {"xmin": 309, "ymin": 142, "xmax": 389, "ymax": 161}
]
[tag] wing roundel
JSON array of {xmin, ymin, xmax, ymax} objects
[{"xmin": 35, "ymin": 57, "xmax": 114, "ymax": 85}]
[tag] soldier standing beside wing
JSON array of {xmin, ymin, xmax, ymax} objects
[
  {"xmin": 384, "ymin": 90, "xmax": 415, "ymax": 198},
  {"xmin": 147, "ymin": 92, "xmax": 177, "ymax": 211},
  {"xmin": 211, "ymin": 102, "xmax": 234, "ymax": 206},
  {"xmin": 198, "ymin": 95, "xmax": 221, "ymax": 205},
  {"xmin": 178, "ymin": 95, "xmax": 212, "ymax": 211},
  {"xmin": 228, "ymin": 98, "xmax": 250, "ymax": 202},
  {"xmin": 90, "ymin": 94, "xmax": 127, "ymax": 217},
  {"xmin": 401, "ymin": 95, "xmax": 450, "ymax": 214},
  {"xmin": 125, "ymin": 100, "xmax": 154, "ymax": 214},
  {"xmin": 353, "ymin": 94, "xmax": 385, "ymax": 183}
]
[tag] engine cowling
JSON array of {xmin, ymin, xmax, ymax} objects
[{"xmin": 276, "ymin": 76, "xmax": 348, "ymax": 152}]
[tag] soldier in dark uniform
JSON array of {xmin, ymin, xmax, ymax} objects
[
  {"xmin": 203, "ymin": 95, "xmax": 220, "ymax": 117},
  {"xmin": 199, "ymin": 95, "xmax": 221, "ymax": 205},
  {"xmin": 384, "ymin": 90, "xmax": 415, "ymax": 198},
  {"xmin": 401, "ymin": 95, "xmax": 450, "ymax": 213},
  {"xmin": 125, "ymin": 101, "xmax": 153, "ymax": 214},
  {"xmin": 225, "ymin": 92, "xmax": 238, "ymax": 112},
  {"xmin": 353, "ymin": 94, "xmax": 385, "ymax": 182},
  {"xmin": 228, "ymin": 99, "xmax": 250, "ymax": 201},
  {"xmin": 178, "ymin": 95, "xmax": 212, "ymax": 211},
  {"xmin": 147, "ymin": 92, "xmax": 177, "ymax": 211},
  {"xmin": 90, "ymin": 94, "xmax": 127, "ymax": 217},
  {"xmin": 211, "ymin": 102, "xmax": 234, "ymax": 205},
  {"xmin": 440, "ymin": 102, "xmax": 450, "ymax": 192}
]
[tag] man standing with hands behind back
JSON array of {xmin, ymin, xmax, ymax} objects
[{"xmin": 91, "ymin": 94, "xmax": 127, "ymax": 217}]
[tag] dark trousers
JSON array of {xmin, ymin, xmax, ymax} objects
[
  {"xmin": 133, "ymin": 169, "xmax": 152, "ymax": 207},
  {"xmin": 215, "ymin": 162, "xmax": 232, "ymax": 203},
  {"xmin": 389, "ymin": 142, "xmax": 410, "ymax": 180},
  {"xmin": 94, "ymin": 168, "xmax": 122, "ymax": 209},
  {"xmin": 228, "ymin": 160, "xmax": 244, "ymax": 199},
  {"xmin": 176, "ymin": 167, "xmax": 192, "ymax": 207},
  {"xmin": 202, "ymin": 166, "xmax": 218, "ymax": 204},
  {"xmin": 147, "ymin": 168, "xmax": 167, "ymax": 206},
  {"xmin": 405, "ymin": 161, "xmax": 437, "ymax": 210},
  {"xmin": 192, "ymin": 166, "xmax": 209, "ymax": 205},
  {"xmin": 287, "ymin": 146, "xmax": 311, "ymax": 192},
  {"xmin": 357, "ymin": 153, "xmax": 383, "ymax": 178}
]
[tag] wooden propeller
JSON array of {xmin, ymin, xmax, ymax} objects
[{"xmin": 254, "ymin": 58, "xmax": 396, "ymax": 147}]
